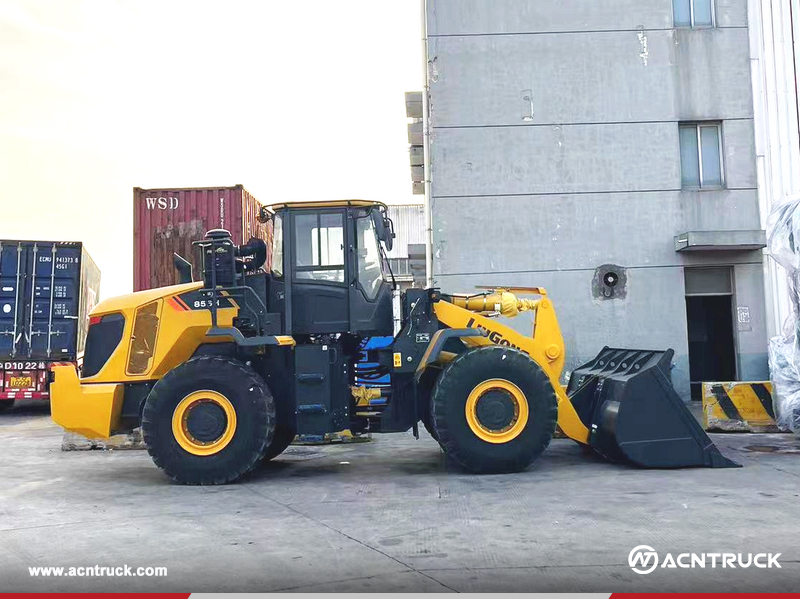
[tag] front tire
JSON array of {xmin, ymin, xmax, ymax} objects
[
  {"xmin": 141, "ymin": 356, "xmax": 274, "ymax": 485},
  {"xmin": 422, "ymin": 416, "xmax": 439, "ymax": 441},
  {"xmin": 432, "ymin": 346, "xmax": 558, "ymax": 474}
]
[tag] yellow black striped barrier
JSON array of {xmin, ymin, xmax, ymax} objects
[{"xmin": 702, "ymin": 381, "xmax": 780, "ymax": 433}]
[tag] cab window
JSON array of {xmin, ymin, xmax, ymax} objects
[
  {"xmin": 294, "ymin": 212, "xmax": 345, "ymax": 283},
  {"xmin": 357, "ymin": 214, "xmax": 384, "ymax": 300}
]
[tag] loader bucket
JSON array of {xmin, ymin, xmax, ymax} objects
[{"xmin": 566, "ymin": 347, "xmax": 739, "ymax": 468}]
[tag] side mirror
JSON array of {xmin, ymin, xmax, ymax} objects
[
  {"xmin": 173, "ymin": 253, "xmax": 194, "ymax": 284},
  {"xmin": 372, "ymin": 209, "xmax": 395, "ymax": 252},
  {"xmin": 257, "ymin": 205, "xmax": 273, "ymax": 224},
  {"xmin": 383, "ymin": 217, "xmax": 394, "ymax": 252}
]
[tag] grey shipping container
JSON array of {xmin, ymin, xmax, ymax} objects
[{"xmin": 0, "ymin": 240, "xmax": 100, "ymax": 405}]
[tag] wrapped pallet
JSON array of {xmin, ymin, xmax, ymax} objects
[{"xmin": 766, "ymin": 195, "xmax": 800, "ymax": 435}]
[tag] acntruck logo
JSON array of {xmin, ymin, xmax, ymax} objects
[
  {"xmin": 629, "ymin": 546, "xmax": 782, "ymax": 575},
  {"xmin": 629, "ymin": 546, "xmax": 659, "ymax": 575}
]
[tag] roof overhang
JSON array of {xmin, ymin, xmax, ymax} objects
[{"xmin": 674, "ymin": 230, "xmax": 766, "ymax": 252}]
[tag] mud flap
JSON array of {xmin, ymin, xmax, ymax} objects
[{"xmin": 566, "ymin": 347, "xmax": 740, "ymax": 468}]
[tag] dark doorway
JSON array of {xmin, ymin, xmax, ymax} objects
[
  {"xmin": 686, "ymin": 295, "xmax": 737, "ymax": 400},
  {"xmin": 684, "ymin": 267, "xmax": 737, "ymax": 401}
]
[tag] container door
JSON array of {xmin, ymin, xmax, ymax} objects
[
  {"xmin": 24, "ymin": 244, "xmax": 82, "ymax": 360},
  {"xmin": 0, "ymin": 242, "xmax": 28, "ymax": 359}
]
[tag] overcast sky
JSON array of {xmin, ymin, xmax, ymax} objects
[{"xmin": 0, "ymin": 0, "xmax": 422, "ymax": 298}]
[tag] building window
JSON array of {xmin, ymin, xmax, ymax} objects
[
  {"xmin": 673, "ymin": 0, "xmax": 715, "ymax": 28},
  {"xmin": 679, "ymin": 123, "xmax": 723, "ymax": 188}
]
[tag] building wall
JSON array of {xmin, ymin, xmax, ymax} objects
[{"xmin": 425, "ymin": 0, "xmax": 768, "ymax": 397}]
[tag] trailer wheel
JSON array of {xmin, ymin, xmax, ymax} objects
[
  {"xmin": 432, "ymin": 346, "xmax": 557, "ymax": 474},
  {"xmin": 0, "ymin": 399, "xmax": 14, "ymax": 413},
  {"xmin": 141, "ymin": 356, "xmax": 274, "ymax": 485}
]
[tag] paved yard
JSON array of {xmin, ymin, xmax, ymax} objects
[{"xmin": 1, "ymin": 402, "xmax": 799, "ymax": 593}]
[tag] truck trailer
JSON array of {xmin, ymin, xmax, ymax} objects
[{"xmin": 0, "ymin": 240, "xmax": 100, "ymax": 411}]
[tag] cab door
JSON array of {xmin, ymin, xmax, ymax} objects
[
  {"xmin": 289, "ymin": 209, "xmax": 350, "ymax": 334},
  {"xmin": 348, "ymin": 210, "xmax": 393, "ymax": 336}
]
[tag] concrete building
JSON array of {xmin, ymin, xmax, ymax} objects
[{"xmin": 421, "ymin": 0, "xmax": 772, "ymax": 399}]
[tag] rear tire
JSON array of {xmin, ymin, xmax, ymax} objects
[
  {"xmin": 0, "ymin": 399, "xmax": 14, "ymax": 413},
  {"xmin": 261, "ymin": 425, "xmax": 296, "ymax": 462},
  {"xmin": 261, "ymin": 382, "xmax": 296, "ymax": 462},
  {"xmin": 141, "ymin": 356, "xmax": 274, "ymax": 485},
  {"xmin": 432, "ymin": 346, "xmax": 558, "ymax": 474}
]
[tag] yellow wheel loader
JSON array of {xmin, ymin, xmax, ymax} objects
[{"xmin": 51, "ymin": 200, "xmax": 737, "ymax": 484}]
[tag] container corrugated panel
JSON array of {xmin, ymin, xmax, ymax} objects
[
  {"xmin": 386, "ymin": 204, "xmax": 425, "ymax": 259},
  {"xmin": 133, "ymin": 185, "xmax": 272, "ymax": 291},
  {"xmin": 0, "ymin": 240, "xmax": 101, "ymax": 361}
]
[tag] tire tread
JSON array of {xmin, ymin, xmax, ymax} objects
[
  {"xmin": 432, "ymin": 345, "xmax": 558, "ymax": 474},
  {"xmin": 141, "ymin": 355, "xmax": 274, "ymax": 485}
]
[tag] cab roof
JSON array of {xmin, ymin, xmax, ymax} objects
[{"xmin": 265, "ymin": 200, "xmax": 387, "ymax": 212}]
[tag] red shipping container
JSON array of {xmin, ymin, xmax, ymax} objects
[{"xmin": 133, "ymin": 185, "xmax": 272, "ymax": 291}]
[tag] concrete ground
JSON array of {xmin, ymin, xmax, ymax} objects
[{"xmin": 1, "ymin": 402, "xmax": 799, "ymax": 593}]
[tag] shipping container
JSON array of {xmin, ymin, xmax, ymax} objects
[
  {"xmin": 133, "ymin": 185, "xmax": 272, "ymax": 291},
  {"xmin": 0, "ymin": 240, "xmax": 100, "ymax": 407}
]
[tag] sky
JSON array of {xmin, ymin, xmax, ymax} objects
[{"xmin": 0, "ymin": 0, "xmax": 423, "ymax": 298}]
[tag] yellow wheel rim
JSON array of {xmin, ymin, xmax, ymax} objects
[
  {"xmin": 465, "ymin": 379, "xmax": 529, "ymax": 444},
  {"xmin": 171, "ymin": 390, "xmax": 237, "ymax": 456}
]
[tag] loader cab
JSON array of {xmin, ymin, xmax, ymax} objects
[{"xmin": 265, "ymin": 201, "xmax": 395, "ymax": 337}]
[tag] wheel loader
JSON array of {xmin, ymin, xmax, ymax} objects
[{"xmin": 51, "ymin": 200, "xmax": 737, "ymax": 484}]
